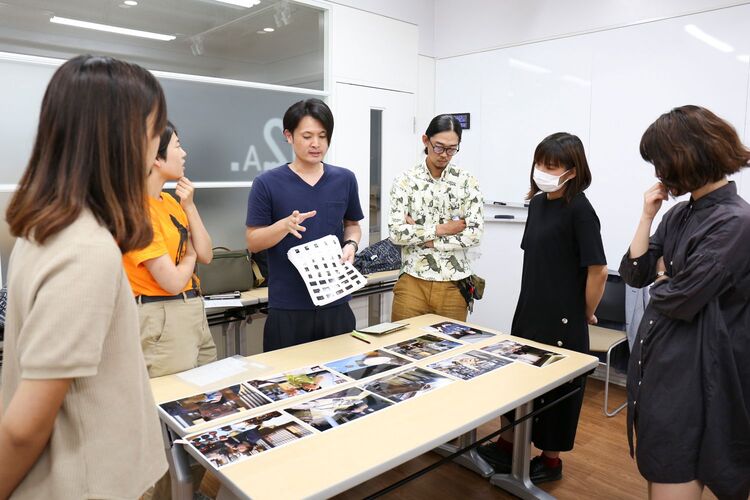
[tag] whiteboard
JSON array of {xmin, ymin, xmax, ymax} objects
[{"xmin": 436, "ymin": 3, "xmax": 750, "ymax": 266}]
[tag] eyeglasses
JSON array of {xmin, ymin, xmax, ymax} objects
[{"xmin": 428, "ymin": 139, "xmax": 460, "ymax": 156}]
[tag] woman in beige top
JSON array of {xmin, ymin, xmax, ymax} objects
[{"xmin": 0, "ymin": 55, "xmax": 168, "ymax": 498}]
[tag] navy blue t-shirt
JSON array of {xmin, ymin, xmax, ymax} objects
[{"xmin": 246, "ymin": 163, "xmax": 364, "ymax": 310}]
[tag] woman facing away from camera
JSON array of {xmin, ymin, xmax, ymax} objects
[
  {"xmin": 619, "ymin": 105, "xmax": 750, "ymax": 500},
  {"xmin": 479, "ymin": 132, "xmax": 608, "ymax": 484},
  {"xmin": 123, "ymin": 120, "xmax": 217, "ymax": 379},
  {"xmin": 0, "ymin": 55, "xmax": 168, "ymax": 498}
]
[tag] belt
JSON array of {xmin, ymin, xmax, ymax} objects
[{"xmin": 136, "ymin": 289, "xmax": 200, "ymax": 304}]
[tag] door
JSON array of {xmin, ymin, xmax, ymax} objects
[{"xmin": 330, "ymin": 82, "xmax": 417, "ymax": 249}]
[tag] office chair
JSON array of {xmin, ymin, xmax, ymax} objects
[{"xmin": 590, "ymin": 273, "xmax": 627, "ymax": 417}]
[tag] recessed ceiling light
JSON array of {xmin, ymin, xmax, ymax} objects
[
  {"xmin": 256, "ymin": 30, "xmax": 266, "ymax": 34},
  {"xmin": 263, "ymin": 27, "xmax": 274, "ymax": 32},
  {"xmin": 124, "ymin": 0, "xmax": 138, "ymax": 5},
  {"xmin": 50, "ymin": 16, "xmax": 176, "ymax": 41}
]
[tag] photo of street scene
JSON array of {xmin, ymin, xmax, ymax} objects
[
  {"xmin": 285, "ymin": 387, "xmax": 393, "ymax": 431},
  {"xmin": 187, "ymin": 411, "xmax": 314, "ymax": 468},
  {"xmin": 428, "ymin": 350, "xmax": 512, "ymax": 380},
  {"xmin": 362, "ymin": 367, "xmax": 453, "ymax": 403},
  {"xmin": 384, "ymin": 334, "xmax": 461, "ymax": 360}
]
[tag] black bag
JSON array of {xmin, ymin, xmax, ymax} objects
[
  {"xmin": 195, "ymin": 247, "xmax": 254, "ymax": 295},
  {"xmin": 456, "ymin": 274, "xmax": 486, "ymax": 312},
  {"xmin": 353, "ymin": 239, "xmax": 401, "ymax": 275}
]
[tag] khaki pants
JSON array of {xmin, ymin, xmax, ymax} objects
[
  {"xmin": 138, "ymin": 295, "xmax": 217, "ymax": 378},
  {"xmin": 391, "ymin": 273, "xmax": 468, "ymax": 322}
]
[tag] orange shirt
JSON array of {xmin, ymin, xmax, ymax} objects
[{"xmin": 123, "ymin": 193, "xmax": 197, "ymax": 296}]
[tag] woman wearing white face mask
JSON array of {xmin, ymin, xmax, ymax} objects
[{"xmin": 479, "ymin": 132, "xmax": 608, "ymax": 483}]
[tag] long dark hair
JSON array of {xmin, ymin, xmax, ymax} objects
[
  {"xmin": 527, "ymin": 132, "xmax": 592, "ymax": 203},
  {"xmin": 7, "ymin": 55, "xmax": 167, "ymax": 252}
]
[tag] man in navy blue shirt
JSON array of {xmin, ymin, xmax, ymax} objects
[{"xmin": 245, "ymin": 99, "xmax": 364, "ymax": 351}]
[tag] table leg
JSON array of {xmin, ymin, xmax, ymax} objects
[
  {"xmin": 433, "ymin": 430, "xmax": 494, "ymax": 477},
  {"xmin": 489, "ymin": 401, "xmax": 555, "ymax": 499},
  {"xmin": 162, "ymin": 423, "xmax": 194, "ymax": 500}
]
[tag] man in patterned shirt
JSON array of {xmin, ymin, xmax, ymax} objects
[{"xmin": 388, "ymin": 114, "xmax": 484, "ymax": 322}]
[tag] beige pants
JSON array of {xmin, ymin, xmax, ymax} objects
[
  {"xmin": 391, "ymin": 273, "xmax": 468, "ymax": 322},
  {"xmin": 138, "ymin": 295, "xmax": 217, "ymax": 378}
]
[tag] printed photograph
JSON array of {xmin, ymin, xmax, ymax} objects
[
  {"xmin": 325, "ymin": 350, "xmax": 411, "ymax": 380},
  {"xmin": 285, "ymin": 387, "xmax": 393, "ymax": 432},
  {"xmin": 384, "ymin": 334, "xmax": 461, "ymax": 360},
  {"xmin": 362, "ymin": 367, "xmax": 453, "ymax": 403},
  {"xmin": 482, "ymin": 339, "xmax": 566, "ymax": 367},
  {"xmin": 427, "ymin": 321, "xmax": 496, "ymax": 343},
  {"xmin": 428, "ymin": 350, "xmax": 512, "ymax": 380},
  {"xmin": 247, "ymin": 365, "xmax": 347, "ymax": 402},
  {"xmin": 160, "ymin": 384, "xmax": 271, "ymax": 429},
  {"xmin": 187, "ymin": 411, "xmax": 314, "ymax": 469}
]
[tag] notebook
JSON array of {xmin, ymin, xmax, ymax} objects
[{"xmin": 355, "ymin": 322, "xmax": 407, "ymax": 335}]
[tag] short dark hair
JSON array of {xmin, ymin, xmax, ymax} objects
[
  {"xmin": 640, "ymin": 105, "xmax": 750, "ymax": 196},
  {"xmin": 283, "ymin": 98, "xmax": 334, "ymax": 144},
  {"xmin": 527, "ymin": 132, "xmax": 592, "ymax": 203},
  {"xmin": 424, "ymin": 114, "xmax": 462, "ymax": 154},
  {"xmin": 157, "ymin": 120, "xmax": 177, "ymax": 161},
  {"xmin": 6, "ymin": 54, "xmax": 166, "ymax": 252}
]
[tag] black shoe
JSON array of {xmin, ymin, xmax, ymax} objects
[
  {"xmin": 529, "ymin": 455, "xmax": 562, "ymax": 484},
  {"xmin": 476, "ymin": 442, "xmax": 512, "ymax": 473}
]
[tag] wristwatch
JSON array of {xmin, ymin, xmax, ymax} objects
[{"xmin": 342, "ymin": 239, "xmax": 359, "ymax": 253}]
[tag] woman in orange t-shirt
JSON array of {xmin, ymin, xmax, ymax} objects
[{"xmin": 124, "ymin": 121, "xmax": 217, "ymax": 378}]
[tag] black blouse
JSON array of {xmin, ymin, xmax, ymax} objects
[
  {"xmin": 513, "ymin": 192, "xmax": 606, "ymax": 352},
  {"xmin": 619, "ymin": 182, "xmax": 750, "ymax": 499}
]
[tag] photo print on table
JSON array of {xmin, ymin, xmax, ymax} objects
[
  {"xmin": 287, "ymin": 235, "xmax": 367, "ymax": 306},
  {"xmin": 186, "ymin": 411, "xmax": 314, "ymax": 469},
  {"xmin": 482, "ymin": 339, "xmax": 566, "ymax": 367},
  {"xmin": 362, "ymin": 367, "xmax": 453, "ymax": 403},
  {"xmin": 247, "ymin": 365, "xmax": 348, "ymax": 402},
  {"xmin": 160, "ymin": 384, "xmax": 271, "ymax": 430},
  {"xmin": 285, "ymin": 387, "xmax": 394, "ymax": 432},
  {"xmin": 427, "ymin": 350, "xmax": 512, "ymax": 381},
  {"xmin": 425, "ymin": 321, "xmax": 497, "ymax": 343},
  {"xmin": 384, "ymin": 334, "xmax": 461, "ymax": 361},
  {"xmin": 325, "ymin": 350, "xmax": 411, "ymax": 380}
]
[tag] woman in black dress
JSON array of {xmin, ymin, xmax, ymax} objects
[
  {"xmin": 479, "ymin": 132, "xmax": 608, "ymax": 483},
  {"xmin": 619, "ymin": 105, "xmax": 750, "ymax": 500}
]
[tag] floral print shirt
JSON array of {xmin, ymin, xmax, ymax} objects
[{"xmin": 388, "ymin": 160, "xmax": 484, "ymax": 281}]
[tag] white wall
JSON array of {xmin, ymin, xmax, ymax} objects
[
  {"xmin": 437, "ymin": 2, "xmax": 750, "ymax": 334},
  {"xmin": 416, "ymin": 55, "xmax": 436, "ymax": 142},
  {"xmin": 434, "ymin": 0, "xmax": 750, "ymax": 58},
  {"xmin": 327, "ymin": 0, "xmax": 435, "ymax": 56},
  {"xmin": 329, "ymin": 4, "xmax": 419, "ymax": 92}
]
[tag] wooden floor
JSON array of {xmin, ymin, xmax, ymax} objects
[{"xmin": 333, "ymin": 379, "xmax": 719, "ymax": 500}]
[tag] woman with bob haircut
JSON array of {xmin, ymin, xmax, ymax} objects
[
  {"xmin": 479, "ymin": 132, "xmax": 607, "ymax": 484},
  {"xmin": 0, "ymin": 55, "xmax": 168, "ymax": 498},
  {"xmin": 619, "ymin": 105, "xmax": 750, "ymax": 500}
]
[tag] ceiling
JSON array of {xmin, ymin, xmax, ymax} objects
[{"xmin": 0, "ymin": 0, "xmax": 325, "ymax": 88}]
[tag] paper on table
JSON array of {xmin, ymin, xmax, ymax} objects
[
  {"xmin": 203, "ymin": 298, "xmax": 244, "ymax": 309},
  {"xmin": 177, "ymin": 355, "xmax": 264, "ymax": 387},
  {"xmin": 287, "ymin": 235, "xmax": 366, "ymax": 306}
]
